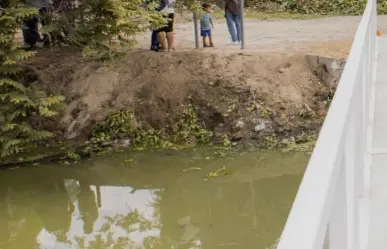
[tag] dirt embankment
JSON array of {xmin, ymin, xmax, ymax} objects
[{"xmin": 24, "ymin": 47, "xmax": 342, "ymax": 147}]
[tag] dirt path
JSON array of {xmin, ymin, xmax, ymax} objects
[{"xmin": 136, "ymin": 15, "xmax": 387, "ymax": 57}]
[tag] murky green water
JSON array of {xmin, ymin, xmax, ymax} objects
[{"xmin": 0, "ymin": 149, "xmax": 308, "ymax": 249}]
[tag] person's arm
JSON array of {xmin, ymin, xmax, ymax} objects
[
  {"xmin": 224, "ymin": 0, "xmax": 228, "ymax": 16},
  {"xmin": 210, "ymin": 16, "xmax": 214, "ymax": 28}
]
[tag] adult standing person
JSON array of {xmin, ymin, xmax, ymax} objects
[
  {"xmin": 23, "ymin": 0, "xmax": 53, "ymax": 48},
  {"xmin": 145, "ymin": 0, "xmax": 161, "ymax": 51},
  {"xmin": 154, "ymin": 0, "xmax": 176, "ymax": 52},
  {"xmin": 224, "ymin": 0, "xmax": 241, "ymax": 44}
]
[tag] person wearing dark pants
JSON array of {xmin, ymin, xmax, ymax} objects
[
  {"xmin": 150, "ymin": 30, "xmax": 160, "ymax": 51},
  {"xmin": 146, "ymin": 0, "xmax": 161, "ymax": 51},
  {"xmin": 22, "ymin": 0, "xmax": 53, "ymax": 48},
  {"xmin": 22, "ymin": 16, "xmax": 40, "ymax": 48},
  {"xmin": 150, "ymin": 0, "xmax": 173, "ymax": 52}
]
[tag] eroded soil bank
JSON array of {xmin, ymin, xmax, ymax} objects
[{"xmin": 24, "ymin": 48, "xmax": 343, "ymax": 149}]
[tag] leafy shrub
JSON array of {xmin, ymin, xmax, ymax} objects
[
  {"xmin": 281, "ymin": 0, "xmax": 385, "ymax": 15},
  {"xmin": 46, "ymin": 0, "xmax": 168, "ymax": 59},
  {"xmin": 92, "ymin": 105, "xmax": 213, "ymax": 149},
  {"xmin": 0, "ymin": 2, "xmax": 65, "ymax": 158}
]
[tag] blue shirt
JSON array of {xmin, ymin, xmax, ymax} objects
[{"xmin": 200, "ymin": 12, "xmax": 212, "ymax": 31}]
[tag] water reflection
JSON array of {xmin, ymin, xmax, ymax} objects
[{"xmin": 0, "ymin": 151, "xmax": 306, "ymax": 249}]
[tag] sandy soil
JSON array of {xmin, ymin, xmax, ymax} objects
[{"xmin": 136, "ymin": 15, "xmax": 387, "ymax": 57}]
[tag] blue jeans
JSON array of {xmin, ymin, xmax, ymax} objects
[
  {"xmin": 225, "ymin": 10, "xmax": 241, "ymax": 42},
  {"xmin": 150, "ymin": 30, "xmax": 159, "ymax": 50}
]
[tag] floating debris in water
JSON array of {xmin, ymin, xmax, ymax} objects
[
  {"xmin": 204, "ymin": 166, "xmax": 232, "ymax": 180},
  {"xmin": 123, "ymin": 158, "xmax": 135, "ymax": 164},
  {"xmin": 182, "ymin": 167, "xmax": 202, "ymax": 172}
]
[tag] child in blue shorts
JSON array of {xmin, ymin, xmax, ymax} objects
[{"xmin": 200, "ymin": 3, "xmax": 214, "ymax": 47}]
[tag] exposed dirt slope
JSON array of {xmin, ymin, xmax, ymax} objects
[{"xmin": 26, "ymin": 48, "xmax": 332, "ymax": 146}]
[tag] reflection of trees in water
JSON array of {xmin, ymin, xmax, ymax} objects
[
  {"xmin": 0, "ymin": 180, "xmax": 72, "ymax": 248},
  {"xmin": 71, "ymin": 189, "xmax": 164, "ymax": 249},
  {"xmin": 0, "ymin": 182, "xmax": 166, "ymax": 249},
  {"xmin": 98, "ymin": 210, "xmax": 154, "ymax": 235},
  {"xmin": 74, "ymin": 233, "xmax": 134, "ymax": 249},
  {"xmin": 71, "ymin": 210, "xmax": 160, "ymax": 249},
  {"xmin": 0, "ymin": 171, "xmax": 302, "ymax": 249},
  {"xmin": 0, "ymin": 179, "xmax": 101, "ymax": 248},
  {"xmin": 149, "ymin": 189, "xmax": 164, "ymax": 224},
  {"xmin": 77, "ymin": 183, "xmax": 99, "ymax": 234}
]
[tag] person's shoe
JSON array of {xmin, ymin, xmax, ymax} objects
[
  {"xmin": 150, "ymin": 45, "xmax": 159, "ymax": 51},
  {"xmin": 209, "ymin": 42, "xmax": 214, "ymax": 47}
]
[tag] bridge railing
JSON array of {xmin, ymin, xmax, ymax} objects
[{"xmin": 277, "ymin": 0, "xmax": 377, "ymax": 249}]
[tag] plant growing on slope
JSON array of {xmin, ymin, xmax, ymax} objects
[
  {"xmin": 91, "ymin": 105, "xmax": 213, "ymax": 150},
  {"xmin": 0, "ymin": 2, "xmax": 65, "ymax": 158}
]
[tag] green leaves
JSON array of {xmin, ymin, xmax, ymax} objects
[
  {"xmin": 244, "ymin": 0, "xmax": 387, "ymax": 15},
  {"xmin": 280, "ymin": 0, "xmax": 372, "ymax": 15},
  {"xmin": 52, "ymin": 0, "xmax": 168, "ymax": 59},
  {"xmin": 0, "ymin": 78, "xmax": 27, "ymax": 92},
  {"xmin": 0, "ymin": 3, "xmax": 65, "ymax": 158},
  {"xmin": 91, "ymin": 105, "xmax": 213, "ymax": 150}
]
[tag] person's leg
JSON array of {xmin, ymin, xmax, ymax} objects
[
  {"xmin": 151, "ymin": 30, "xmax": 159, "ymax": 51},
  {"xmin": 166, "ymin": 31, "xmax": 174, "ymax": 51},
  {"xmin": 165, "ymin": 13, "xmax": 175, "ymax": 51},
  {"xmin": 202, "ymin": 36, "xmax": 207, "ymax": 47},
  {"xmin": 209, "ymin": 31, "xmax": 214, "ymax": 47},
  {"xmin": 201, "ymin": 30, "xmax": 208, "ymax": 47},
  {"xmin": 23, "ymin": 16, "xmax": 40, "ymax": 48},
  {"xmin": 157, "ymin": 31, "xmax": 168, "ymax": 51},
  {"xmin": 225, "ymin": 10, "xmax": 237, "ymax": 42},
  {"xmin": 234, "ymin": 14, "xmax": 242, "ymax": 43}
]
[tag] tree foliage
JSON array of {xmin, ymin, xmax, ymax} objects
[
  {"xmin": 244, "ymin": 0, "xmax": 387, "ymax": 15},
  {"xmin": 0, "ymin": 1, "xmax": 65, "ymax": 158},
  {"xmin": 45, "ymin": 0, "xmax": 167, "ymax": 59}
]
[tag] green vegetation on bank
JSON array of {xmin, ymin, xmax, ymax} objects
[{"xmin": 91, "ymin": 106, "xmax": 215, "ymax": 150}]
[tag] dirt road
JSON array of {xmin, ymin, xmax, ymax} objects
[{"xmin": 137, "ymin": 15, "xmax": 387, "ymax": 57}]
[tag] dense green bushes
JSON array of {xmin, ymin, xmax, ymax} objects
[
  {"xmin": 244, "ymin": 0, "xmax": 387, "ymax": 15},
  {"xmin": 0, "ymin": 2, "xmax": 65, "ymax": 158}
]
